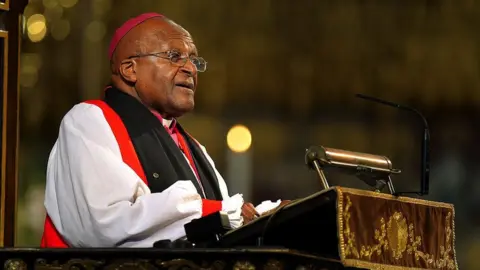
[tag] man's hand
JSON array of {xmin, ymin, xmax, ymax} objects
[
  {"xmin": 279, "ymin": 200, "xmax": 291, "ymax": 207},
  {"xmin": 241, "ymin": 202, "xmax": 259, "ymax": 224}
]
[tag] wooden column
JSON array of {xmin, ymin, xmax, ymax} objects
[{"xmin": 0, "ymin": 0, "xmax": 27, "ymax": 247}]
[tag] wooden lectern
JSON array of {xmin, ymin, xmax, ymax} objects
[{"xmin": 215, "ymin": 187, "xmax": 458, "ymax": 269}]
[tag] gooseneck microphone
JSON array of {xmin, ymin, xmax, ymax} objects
[{"xmin": 355, "ymin": 93, "xmax": 430, "ymax": 196}]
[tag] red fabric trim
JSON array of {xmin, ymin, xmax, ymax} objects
[
  {"xmin": 84, "ymin": 100, "xmax": 147, "ymax": 184},
  {"xmin": 201, "ymin": 199, "xmax": 222, "ymax": 217},
  {"xmin": 40, "ymin": 216, "xmax": 68, "ymax": 248},
  {"xmin": 41, "ymin": 100, "xmax": 148, "ymax": 248},
  {"xmin": 175, "ymin": 128, "xmax": 204, "ymax": 194}
]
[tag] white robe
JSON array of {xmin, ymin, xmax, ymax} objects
[{"xmin": 44, "ymin": 103, "xmax": 248, "ymax": 247}]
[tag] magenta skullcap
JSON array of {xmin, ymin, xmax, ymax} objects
[{"xmin": 108, "ymin": 12, "xmax": 164, "ymax": 60}]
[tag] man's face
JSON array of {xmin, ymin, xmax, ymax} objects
[{"xmin": 132, "ymin": 20, "xmax": 199, "ymax": 118}]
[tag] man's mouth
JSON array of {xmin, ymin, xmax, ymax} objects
[{"xmin": 175, "ymin": 82, "xmax": 195, "ymax": 91}]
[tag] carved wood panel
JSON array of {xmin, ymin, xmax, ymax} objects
[
  {"xmin": 0, "ymin": 29, "xmax": 8, "ymax": 247},
  {"xmin": 0, "ymin": 0, "xmax": 27, "ymax": 247}
]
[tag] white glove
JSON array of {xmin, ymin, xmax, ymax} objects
[{"xmin": 221, "ymin": 193, "xmax": 244, "ymax": 229}]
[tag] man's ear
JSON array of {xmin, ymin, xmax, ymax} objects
[{"xmin": 119, "ymin": 59, "xmax": 137, "ymax": 83}]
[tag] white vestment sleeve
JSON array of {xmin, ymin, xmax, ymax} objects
[{"xmin": 44, "ymin": 104, "xmax": 203, "ymax": 247}]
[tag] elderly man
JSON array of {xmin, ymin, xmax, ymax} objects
[{"xmin": 41, "ymin": 13, "xmax": 282, "ymax": 248}]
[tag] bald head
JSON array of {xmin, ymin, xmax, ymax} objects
[
  {"xmin": 111, "ymin": 17, "xmax": 193, "ymax": 72},
  {"xmin": 108, "ymin": 14, "xmax": 200, "ymax": 119}
]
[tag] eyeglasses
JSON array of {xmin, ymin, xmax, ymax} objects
[{"xmin": 128, "ymin": 51, "xmax": 207, "ymax": 72}]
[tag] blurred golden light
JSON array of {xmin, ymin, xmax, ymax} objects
[
  {"xmin": 85, "ymin": 20, "xmax": 106, "ymax": 43},
  {"xmin": 227, "ymin": 125, "xmax": 252, "ymax": 153},
  {"xmin": 20, "ymin": 65, "xmax": 39, "ymax": 88},
  {"xmin": 51, "ymin": 19, "xmax": 70, "ymax": 41},
  {"xmin": 44, "ymin": 5, "xmax": 64, "ymax": 22},
  {"xmin": 43, "ymin": 0, "xmax": 58, "ymax": 9},
  {"xmin": 23, "ymin": 4, "xmax": 37, "ymax": 19},
  {"xmin": 22, "ymin": 53, "xmax": 43, "ymax": 69},
  {"xmin": 21, "ymin": 15, "xmax": 26, "ymax": 36},
  {"xmin": 59, "ymin": 0, "xmax": 78, "ymax": 8},
  {"xmin": 20, "ymin": 53, "xmax": 42, "ymax": 88},
  {"xmin": 27, "ymin": 14, "xmax": 47, "ymax": 43},
  {"xmin": 92, "ymin": 0, "xmax": 113, "ymax": 17}
]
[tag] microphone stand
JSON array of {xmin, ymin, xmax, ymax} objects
[{"xmin": 355, "ymin": 94, "xmax": 430, "ymax": 196}]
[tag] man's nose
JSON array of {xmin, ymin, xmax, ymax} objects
[{"xmin": 180, "ymin": 58, "xmax": 196, "ymax": 75}]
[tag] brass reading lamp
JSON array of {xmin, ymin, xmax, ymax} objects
[
  {"xmin": 305, "ymin": 93, "xmax": 430, "ymax": 196},
  {"xmin": 305, "ymin": 146, "xmax": 401, "ymax": 194}
]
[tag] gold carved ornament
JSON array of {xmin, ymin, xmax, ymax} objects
[
  {"xmin": 23, "ymin": 258, "xmax": 294, "ymax": 270},
  {"xmin": 341, "ymin": 195, "xmax": 457, "ymax": 270}
]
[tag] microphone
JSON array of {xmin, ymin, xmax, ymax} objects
[{"xmin": 355, "ymin": 93, "xmax": 430, "ymax": 196}]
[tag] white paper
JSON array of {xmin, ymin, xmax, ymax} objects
[{"xmin": 255, "ymin": 199, "xmax": 281, "ymax": 215}]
